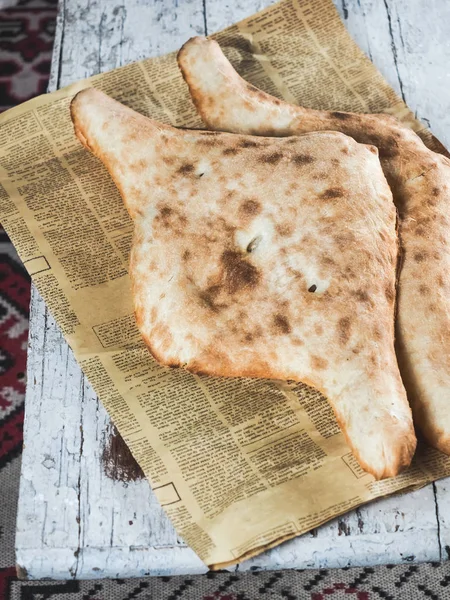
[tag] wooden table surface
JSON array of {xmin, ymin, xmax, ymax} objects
[{"xmin": 15, "ymin": 0, "xmax": 450, "ymax": 580}]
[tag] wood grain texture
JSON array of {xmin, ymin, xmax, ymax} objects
[{"xmin": 16, "ymin": 0, "xmax": 450, "ymax": 579}]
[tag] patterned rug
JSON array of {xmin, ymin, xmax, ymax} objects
[
  {"xmin": 0, "ymin": 0, "xmax": 56, "ymax": 111},
  {"xmin": 2, "ymin": 564, "xmax": 450, "ymax": 600},
  {"xmin": 1, "ymin": 0, "xmax": 450, "ymax": 598}
]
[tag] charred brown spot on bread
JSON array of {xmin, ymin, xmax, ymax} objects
[
  {"xmin": 157, "ymin": 207, "xmax": 173, "ymax": 228},
  {"xmin": 322, "ymin": 187, "xmax": 345, "ymax": 199},
  {"xmin": 273, "ymin": 313, "xmax": 292, "ymax": 335},
  {"xmin": 177, "ymin": 163, "xmax": 195, "ymax": 175},
  {"xmin": 160, "ymin": 206, "xmax": 173, "ymax": 218},
  {"xmin": 414, "ymin": 251, "xmax": 427, "ymax": 262},
  {"xmin": 433, "ymin": 250, "xmax": 441, "ymax": 260},
  {"xmin": 293, "ymin": 154, "xmax": 314, "ymax": 165},
  {"xmin": 244, "ymin": 326, "xmax": 262, "ymax": 342},
  {"xmin": 201, "ymin": 138, "xmax": 218, "ymax": 148},
  {"xmin": 182, "ymin": 249, "xmax": 191, "ymax": 261},
  {"xmin": 240, "ymin": 198, "xmax": 261, "ymax": 216},
  {"xmin": 254, "ymin": 326, "xmax": 263, "ymax": 338},
  {"xmin": 157, "ymin": 206, "xmax": 188, "ymax": 232},
  {"xmin": 313, "ymin": 172, "xmax": 328, "ymax": 180},
  {"xmin": 415, "ymin": 226, "xmax": 426, "ymax": 237},
  {"xmin": 341, "ymin": 147, "xmax": 350, "ymax": 155},
  {"xmin": 417, "ymin": 216, "xmax": 433, "ymax": 227},
  {"xmin": 276, "ymin": 223, "xmax": 294, "ymax": 237},
  {"xmin": 224, "ymin": 190, "xmax": 236, "ymax": 203},
  {"xmin": 332, "ymin": 111, "xmax": 352, "ymax": 120},
  {"xmin": 331, "ymin": 158, "xmax": 340, "ymax": 166},
  {"xmin": 223, "ymin": 147, "xmax": 239, "ymax": 156},
  {"xmin": 385, "ymin": 283, "xmax": 395, "ymax": 303},
  {"xmin": 373, "ymin": 326, "xmax": 382, "ymax": 341},
  {"xmin": 419, "ymin": 284, "xmax": 430, "ymax": 296},
  {"xmin": 377, "ymin": 136, "xmax": 399, "ymax": 158},
  {"xmin": 352, "ymin": 289, "xmax": 371, "ymax": 303},
  {"xmin": 345, "ymin": 266, "xmax": 357, "ymax": 280},
  {"xmin": 368, "ymin": 146, "xmax": 378, "ymax": 154},
  {"xmin": 334, "ymin": 233, "xmax": 354, "ymax": 251},
  {"xmin": 438, "ymin": 275, "xmax": 445, "ymax": 287},
  {"xmin": 221, "ymin": 250, "xmax": 260, "ymax": 294},
  {"xmin": 198, "ymin": 285, "xmax": 225, "ymax": 312},
  {"xmin": 338, "ymin": 317, "xmax": 351, "ymax": 345},
  {"xmin": 240, "ymin": 140, "xmax": 259, "ymax": 149},
  {"xmin": 262, "ymin": 152, "xmax": 283, "ymax": 164},
  {"xmin": 311, "ymin": 355, "xmax": 328, "ymax": 370},
  {"xmin": 432, "ymin": 186, "xmax": 440, "ymax": 196},
  {"xmin": 320, "ymin": 254, "xmax": 336, "ymax": 267}
]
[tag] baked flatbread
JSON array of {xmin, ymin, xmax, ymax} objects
[
  {"xmin": 70, "ymin": 88, "xmax": 415, "ymax": 479},
  {"xmin": 178, "ymin": 36, "xmax": 450, "ymax": 455}
]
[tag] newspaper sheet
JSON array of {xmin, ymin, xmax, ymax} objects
[{"xmin": 1, "ymin": 0, "xmax": 449, "ymax": 569}]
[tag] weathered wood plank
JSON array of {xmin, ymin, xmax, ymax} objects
[
  {"xmin": 58, "ymin": 0, "xmax": 206, "ymax": 83},
  {"xmin": 16, "ymin": 0, "xmax": 450, "ymax": 579},
  {"xmin": 379, "ymin": 0, "xmax": 450, "ymax": 147},
  {"xmin": 204, "ymin": 0, "xmax": 271, "ymax": 33},
  {"xmin": 16, "ymin": 0, "xmax": 208, "ymax": 579}
]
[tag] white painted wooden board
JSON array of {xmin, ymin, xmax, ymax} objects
[{"xmin": 15, "ymin": 0, "xmax": 450, "ymax": 579}]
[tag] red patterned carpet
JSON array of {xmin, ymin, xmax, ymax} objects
[
  {"xmin": 0, "ymin": 226, "xmax": 29, "ymax": 599},
  {"xmin": 1, "ymin": 0, "xmax": 450, "ymax": 598},
  {"xmin": 0, "ymin": 0, "xmax": 56, "ymax": 111},
  {"xmin": 0, "ymin": 228, "xmax": 28, "ymax": 468}
]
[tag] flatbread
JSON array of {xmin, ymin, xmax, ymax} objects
[
  {"xmin": 178, "ymin": 36, "xmax": 450, "ymax": 455},
  {"xmin": 70, "ymin": 87, "xmax": 415, "ymax": 479}
]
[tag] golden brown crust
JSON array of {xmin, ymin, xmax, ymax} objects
[{"xmin": 70, "ymin": 87, "xmax": 416, "ymax": 480}]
